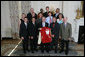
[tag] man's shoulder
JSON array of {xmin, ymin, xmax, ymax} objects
[
  {"xmin": 27, "ymin": 12, "xmax": 31, "ymax": 15},
  {"xmin": 45, "ymin": 22, "xmax": 48, "ymax": 24},
  {"xmin": 67, "ymin": 22, "xmax": 71, "ymax": 25}
]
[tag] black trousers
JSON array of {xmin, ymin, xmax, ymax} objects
[
  {"xmin": 51, "ymin": 38, "xmax": 58, "ymax": 52},
  {"xmin": 41, "ymin": 43, "xmax": 50, "ymax": 52},
  {"xmin": 30, "ymin": 37, "xmax": 38, "ymax": 52},
  {"xmin": 22, "ymin": 37, "xmax": 29, "ymax": 52},
  {"xmin": 60, "ymin": 39, "xmax": 69, "ymax": 54}
]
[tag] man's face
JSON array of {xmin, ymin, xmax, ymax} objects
[
  {"xmin": 53, "ymin": 17, "xmax": 56, "ymax": 22},
  {"xmin": 30, "ymin": 8, "xmax": 34, "ymax": 13},
  {"xmin": 42, "ymin": 17, "xmax": 46, "ymax": 22},
  {"xmin": 63, "ymin": 17, "xmax": 67, "ymax": 23},
  {"xmin": 24, "ymin": 18, "xmax": 28, "ymax": 22},
  {"xmin": 46, "ymin": 8, "xmax": 49, "ymax": 12},
  {"xmin": 32, "ymin": 18, "xmax": 35, "ymax": 22},
  {"xmin": 56, "ymin": 9, "xmax": 60, "ymax": 13}
]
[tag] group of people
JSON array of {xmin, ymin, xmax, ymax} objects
[{"xmin": 19, "ymin": 6, "xmax": 72, "ymax": 55}]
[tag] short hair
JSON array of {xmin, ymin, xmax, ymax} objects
[
  {"xmin": 46, "ymin": 6, "xmax": 49, "ymax": 9},
  {"xmin": 40, "ymin": 8, "xmax": 43, "ymax": 11},
  {"xmin": 56, "ymin": 13, "xmax": 64, "ymax": 19},
  {"xmin": 56, "ymin": 8, "xmax": 60, "ymax": 10}
]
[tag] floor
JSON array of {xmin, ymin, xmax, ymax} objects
[{"xmin": 1, "ymin": 38, "xmax": 84, "ymax": 56}]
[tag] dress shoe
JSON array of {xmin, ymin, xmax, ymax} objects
[
  {"xmin": 31, "ymin": 51, "xmax": 34, "ymax": 53},
  {"xmin": 55, "ymin": 51, "xmax": 57, "ymax": 53},
  {"xmin": 46, "ymin": 51, "xmax": 49, "ymax": 53},
  {"xmin": 41, "ymin": 51, "xmax": 44, "ymax": 53},
  {"xmin": 23, "ymin": 51, "xmax": 26, "ymax": 54},
  {"xmin": 59, "ymin": 50, "xmax": 64, "ymax": 53},
  {"xmin": 35, "ymin": 49, "xmax": 38, "ymax": 52},
  {"xmin": 65, "ymin": 52, "xmax": 68, "ymax": 55},
  {"xmin": 27, "ymin": 49, "xmax": 30, "ymax": 52}
]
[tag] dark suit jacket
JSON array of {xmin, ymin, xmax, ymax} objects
[
  {"xmin": 27, "ymin": 12, "xmax": 37, "ymax": 22},
  {"xmin": 50, "ymin": 22, "xmax": 60, "ymax": 39},
  {"xmin": 29, "ymin": 22, "xmax": 38, "ymax": 37},
  {"xmin": 19, "ymin": 22, "xmax": 29, "ymax": 39},
  {"xmin": 37, "ymin": 22, "xmax": 48, "ymax": 35},
  {"xmin": 43, "ymin": 12, "xmax": 49, "ymax": 18},
  {"xmin": 19, "ymin": 19, "xmax": 24, "ymax": 38},
  {"xmin": 38, "ymin": 22, "xmax": 48, "ymax": 28}
]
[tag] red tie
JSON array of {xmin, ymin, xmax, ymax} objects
[{"xmin": 50, "ymin": 17, "xmax": 51, "ymax": 24}]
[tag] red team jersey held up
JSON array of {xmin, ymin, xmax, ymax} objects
[{"xmin": 40, "ymin": 27, "xmax": 52, "ymax": 43}]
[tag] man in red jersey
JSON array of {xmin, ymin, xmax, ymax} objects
[{"xmin": 40, "ymin": 27, "xmax": 52, "ymax": 53}]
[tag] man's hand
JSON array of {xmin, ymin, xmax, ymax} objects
[
  {"xmin": 31, "ymin": 36, "xmax": 33, "ymax": 39},
  {"xmin": 21, "ymin": 37, "xmax": 24, "ymax": 40},
  {"xmin": 38, "ymin": 28, "xmax": 41, "ymax": 30},
  {"xmin": 59, "ymin": 36, "xmax": 61, "ymax": 39},
  {"xmin": 51, "ymin": 35, "xmax": 55, "ymax": 38},
  {"xmin": 68, "ymin": 38, "xmax": 71, "ymax": 41}
]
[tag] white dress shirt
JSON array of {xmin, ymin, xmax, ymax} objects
[
  {"xmin": 46, "ymin": 16, "xmax": 53, "ymax": 26},
  {"xmin": 24, "ymin": 22, "xmax": 27, "ymax": 29},
  {"xmin": 42, "ymin": 22, "xmax": 45, "ymax": 27}
]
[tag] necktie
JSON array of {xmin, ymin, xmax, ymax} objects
[{"xmin": 49, "ymin": 17, "xmax": 51, "ymax": 24}]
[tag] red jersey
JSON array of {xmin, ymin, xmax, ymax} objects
[{"xmin": 40, "ymin": 27, "xmax": 52, "ymax": 43}]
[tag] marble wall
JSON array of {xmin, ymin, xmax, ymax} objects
[
  {"xmin": 1, "ymin": 1, "xmax": 31, "ymax": 39},
  {"xmin": 21, "ymin": 1, "xmax": 31, "ymax": 15},
  {"xmin": 1, "ymin": 1, "xmax": 12, "ymax": 38},
  {"xmin": 30, "ymin": 1, "xmax": 63, "ymax": 14}
]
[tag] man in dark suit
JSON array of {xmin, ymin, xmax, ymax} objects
[
  {"xmin": 29, "ymin": 17, "xmax": 38, "ymax": 53},
  {"xmin": 19, "ymin": 17, "xmax": 30, "ymax": 54},
  {"xmin": 53, "ymin": 8, "xmax": 60, "ymax": 18},
  {"xmin": 59, "ymin": 17, "xmax": 72, "ymax": 55},
  {"xmin": 37, "ymin": 17, "xmax": 49, "ymax": 53},
  {"xmin": 43, "ymin": 6, "xmax": 53, "ymax": 18},
  {"xmin": 43, "ymin": 6, "xmax": 50, "ymax": 18},
  {"xmin": 27, "ymin": 8, "xmax": 37, "ymax": 22},
  {"xmin": 50, "ymin": 17, "xmax": 60, "ymax": 53},
  {"xmin": 37, "ymin": 17, "xmax": 48, "ymax": 36}
]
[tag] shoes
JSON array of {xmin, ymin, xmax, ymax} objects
[
  {"xmin": 23, "ymin": 51, "xmax": 26, "ymax": 54},
  {"xmin": 46, "ymin": 50, "xmax": 49, "ymax": 53},
  {"xmin": 31, "ymin": 51, "xmax": 34, "ymax": 53},
  {"xmin": 59, "ymin": 50, "xmax": 64, "ymax": 53},
  {"xmin": 27, "ymin": 49, "xmax": 30, "ymax": 52},
  {"xmin": 65, "ymin": 53, "xmax": 68, "ymax": 55},
  {"xmin": 41, "ymin": 51, "xmax": 44, "ymax": 53},
  {"xmin": 55, "ymin": 51, "xmax": 57, "ymax": 53},
  {"xmin": 35, "ymin": 49, "xmax": 38, "ymax": 52}
]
